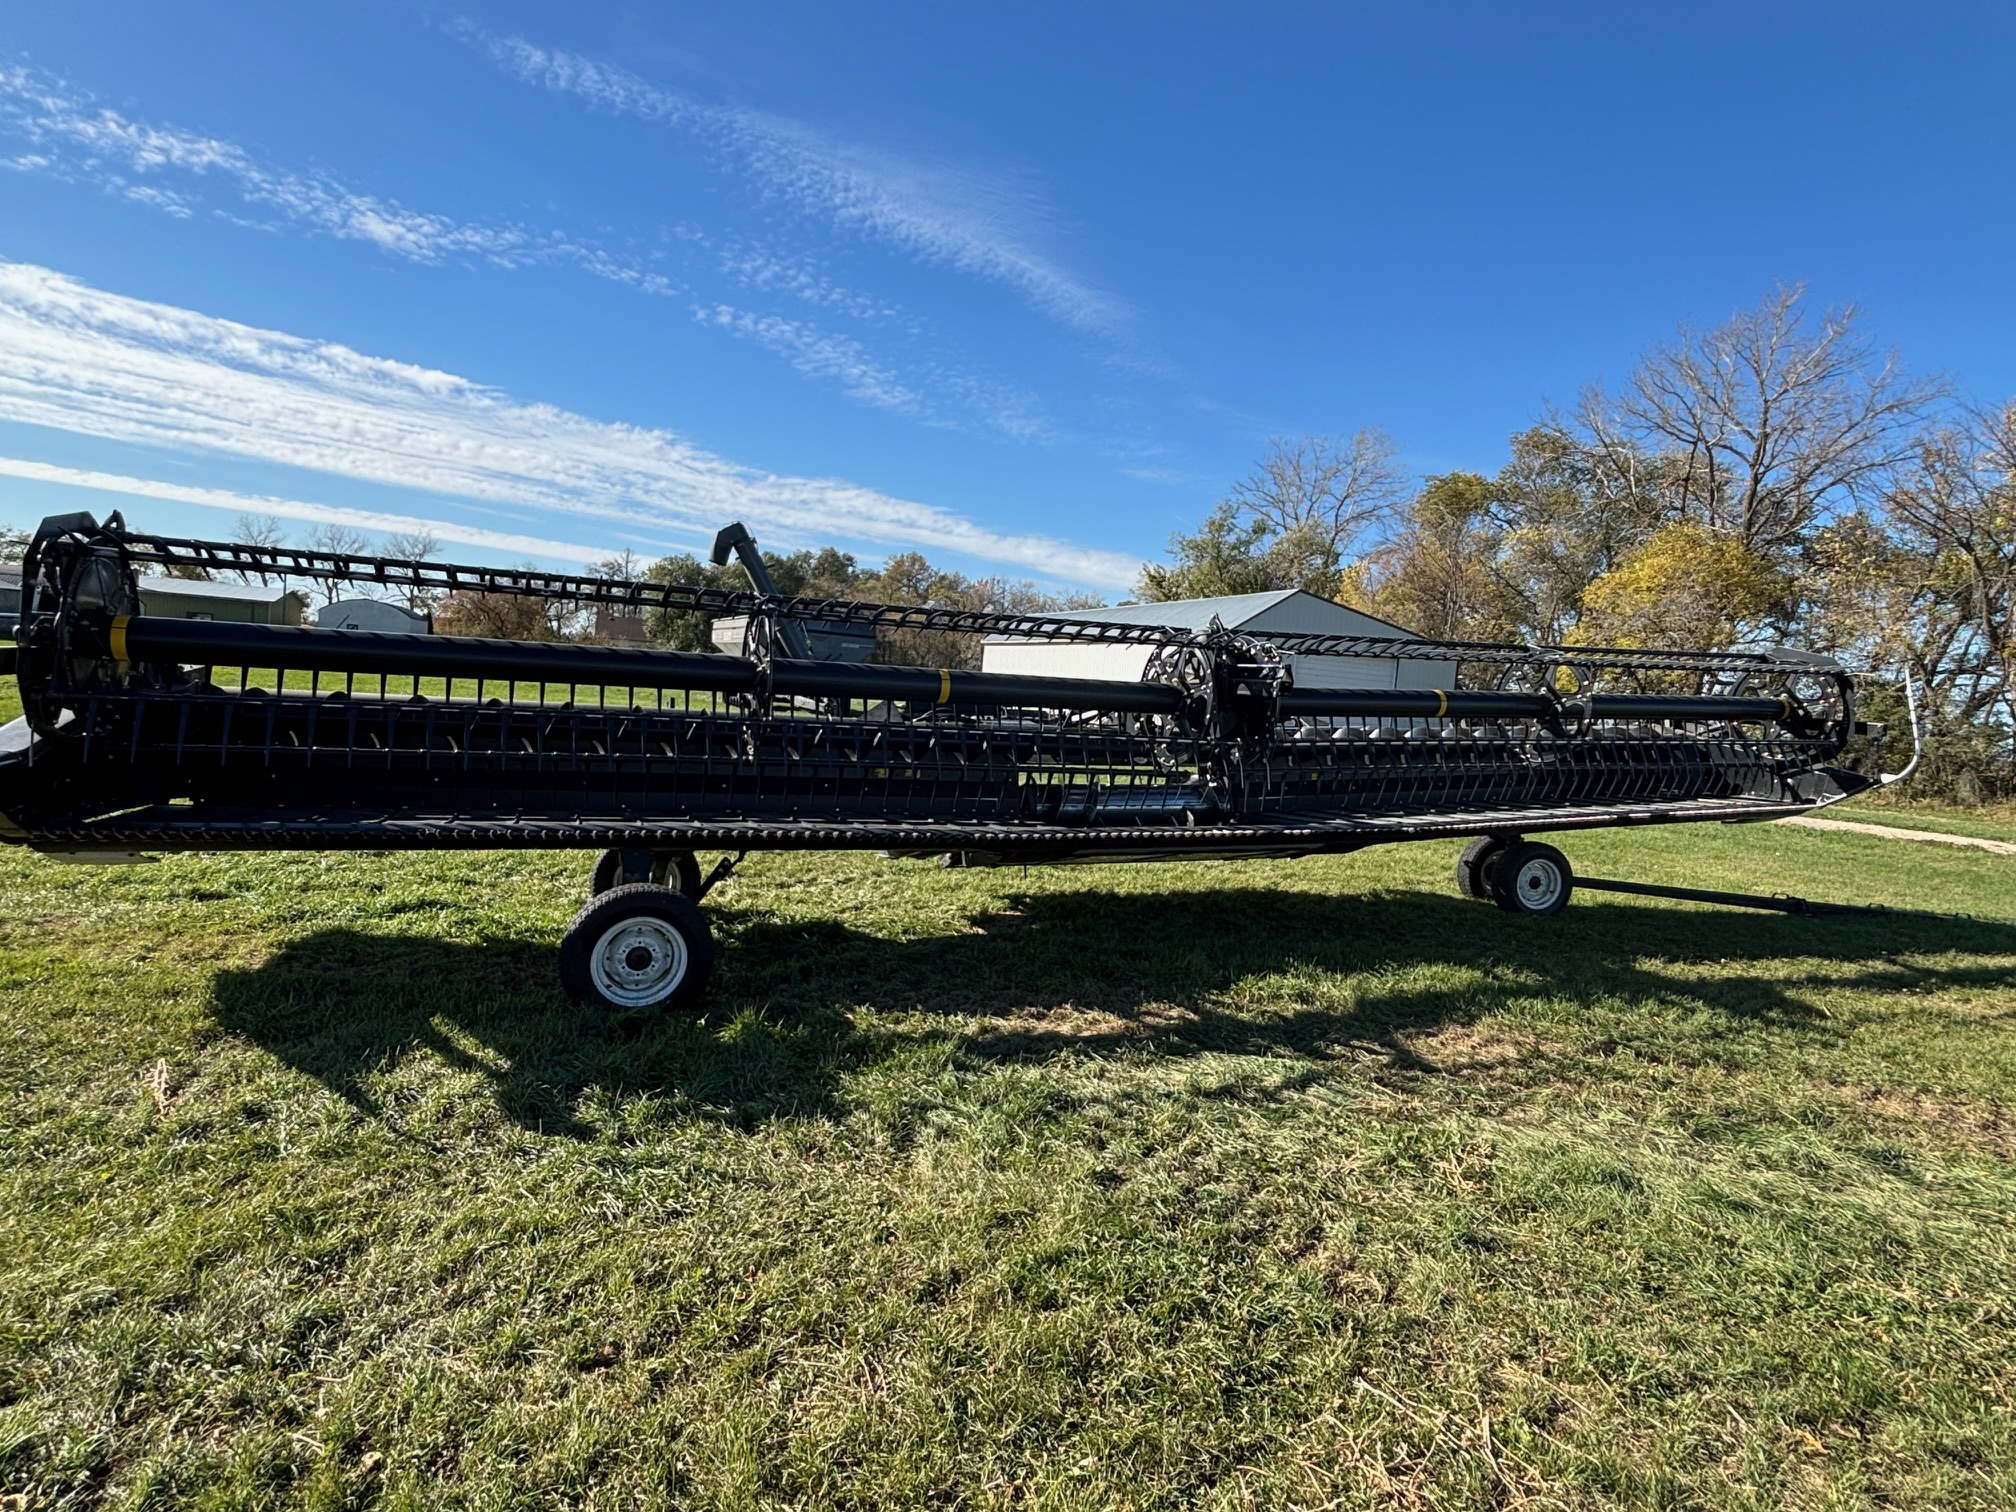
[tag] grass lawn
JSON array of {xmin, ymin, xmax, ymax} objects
[{"xmin": 5, "ymin": 684, "xmax": 2016, "ymax": 1507}]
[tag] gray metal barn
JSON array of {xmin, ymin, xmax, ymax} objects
[
  {"xmin": 981, "ymin": 589, "xmax": 1457, "ymax": 690},
  {"xmin": 317, "ymin": 598, "xmax": 431, "ymax": 634}
]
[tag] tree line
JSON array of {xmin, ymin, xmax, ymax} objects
[
  {"xmin": 1144, "ymin": 286, "xmax": 2013, "ymax": 801},
  {"xmin": 401, "ymin": 540, "xmax": 1101, "ymax": 670},
  {"xmin": 633, "ymin": 545, "xmax": 1101, "ymax": 670},
  {"xmin": 0, "ymin": 514, "xmax": 1094, "ymax": 675}
]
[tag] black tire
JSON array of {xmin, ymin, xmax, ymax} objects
[
  {"xmin": 653, "ymin": 850, "xmax": 704, "ymax": 899},
  {"xmin": 1456, "ymin": 836, "xmax": 1512, "ymax": 900},
  {"xmin": 590, "ymin": 848, "xmax": 704, "ymax": 900},
  {"xmin": 1489, "ymin": 841, "xmax": 1573, "ymax": 916},
  {"xmin": 559, "ymin": 883, "xmax": 715, "ymax": 1013}
]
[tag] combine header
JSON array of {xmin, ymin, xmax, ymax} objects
[{"xmin": 0, "ymin": 513, "xmax": 1884, "ymax": 1011}]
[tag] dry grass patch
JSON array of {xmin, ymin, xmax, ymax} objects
[
  {"xmin": 1842, "ymin": 1083, "xmax": 2016, "ymax": 1157},
  {"xmin": 1392, "ymin": 1022, "xmax": 1559, "ymax": 1076}
]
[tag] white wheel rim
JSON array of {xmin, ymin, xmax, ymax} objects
[
  {"xmin": 588, "ymin": 916, "xmax": 689, "ymax": 1007},
  {"xmin": 1513, "ymin": 857, "xmax": 1564, "ymax": 911}
]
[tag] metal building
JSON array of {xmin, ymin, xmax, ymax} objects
[
  {"xmin": 317, "ymin": 598, "xmax": 431, "ymax": 634},
  {"xmin": 982, "ymin": 589, "xmax": 1457, "ymax": 690},
  {"xmin": 136, "ymin": 576, "xmax": 306, "ymax": 625}
]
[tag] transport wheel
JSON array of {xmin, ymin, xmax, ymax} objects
[
  {"xmin": 1489, "ymin": 841, "xmax": 1573, "ymax": 917},
  {"xmin": 589, "ymin": 848, "xmax": 704, "ymax": 900},
  {"xmin": 1456, "ymin": 836, "xmax": 1511, "ymax": 900},
  {"xmin": 653, "ymin": 850, "xmax": 705, "ymax": 899},
  {"xmin": 589, "ymin": 848, "xmax": 624, "ymax": 897},
  {"xmin": 559, "ymin": 883, "xmax": 715, "ymax": 1013}
]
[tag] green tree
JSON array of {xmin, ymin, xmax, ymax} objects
[
  {"xmin": 1137, "ymin": 501, "xmax": 1282, "ymax": 601},
  {"xmin": 1488, "ymin": 427, "xmax": 1667, "ymax": 643},
  {"xmin": 1350, "ymin": 433, "xmax": 1667, "ymax": 646},
  {"xmin": 854, "ymin": 552, "xmax": 1100, "ymax": 668},
  {"xmin": 1354, "ymin": 472, "xmax": 1521, "ymax": 641},
  {"xmin": 642, "ymin": 553, "xmax": 728, "ymax": 651},
  {"xmin": 1572, "ymin": 521, "xmax": 1788, "ymax": 651}
]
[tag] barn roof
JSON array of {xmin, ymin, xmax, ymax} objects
[{"xmin": 137, "ymin": 575, "xmax": 300, "ymax": 605}]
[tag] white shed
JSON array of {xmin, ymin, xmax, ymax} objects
[{"xmin": 982, "ymin": 590, "xmax": 1456, "ymax": 691}]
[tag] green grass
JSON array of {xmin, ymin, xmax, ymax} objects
[{"xmin": 6, "ymin": 670, "xmax": 2016, "ymax": 1506}]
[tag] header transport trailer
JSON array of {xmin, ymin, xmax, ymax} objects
[{"xmin": 0, "ymin": 513, "xmax": 1889, "ymax": 1013}]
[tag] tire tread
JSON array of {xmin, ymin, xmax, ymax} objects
[{"xmin": 559, "ymin": 882, "xmax": 715, "ymax": 1012}]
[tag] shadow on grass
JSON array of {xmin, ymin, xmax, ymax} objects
[
  {"xmin": 210, "ymin": 887, "xmax": 2016, "ymax": 1137},
  {"xmin": 208, "ymin": 929, "xmax": 871, "ymax": 1139},
  {"xmin": 726, "ymin": 886, "xmax": 2016, "ymax": 1061}
]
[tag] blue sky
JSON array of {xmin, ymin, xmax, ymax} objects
[{"xmin": 0, "ymin": 1, "xmax": 2011, "ymax": 592}]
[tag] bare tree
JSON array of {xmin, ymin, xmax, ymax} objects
[
  {"xmin": 381, "ymin": 529, "xmax": 442, "ymax": 613},
  {"xmin": 592, "ymin": 549, "xmax": 643, "ymax": 582},
  {"xmin": 382, "ymin": 529, "xmax": 439, "ymax": 564},
  {"xmin": 1882, "ymin": 403, "xmax": 2016, "ymax": 735},
  {"xmin": 233, "ymin": 513, "xmax": 287, "ymax": 550},
  {"xmin": 1141, "ymin": 429, "xmax": 1409, "ymax": 601},
  {"xmin": 1229, "ymin": 429, "xmax": 1409, "ymax": 564},
  {"xmin": 1574, "ymin": 285, "xmax": 1946, "ymax": 553},
  {"xmin": 229, "ymin": 513, "xmax": 288, "ymax": 585},
  {"xmin": 580, "ymin": 550, "xmax": 647, "ymax": 645},
  {"xmin": 303, "ymin": 525, "xmax": 373, "ymax": 607},
  {"xmin": 306, "ymin": 524, "xmax": 371, "ymax": 557}
]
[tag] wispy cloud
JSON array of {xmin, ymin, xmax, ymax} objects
[
  {"xmin": 120, "ymin": 182, "xmax": 194, "ymax": 217},
  {"xmin": 692, "ymin": 303, "xmax": 922, "ymax": 414},
  {"xmin": 716, "ymin": 243, "xmax": 899, "ymax": 323},
  {"xmin": 693, "ymin": 300, "xmax": 1057, "ymax": 442},
  {"xmin": 0, "ymin": 456, "xmax": 612, "ymax": 563},
  {"xmin": 0, "ymin": 62, "xmax": 676, "ymax": 294},
  {"xmin": 454, "ymin": 25, "xmax": 1129, "ymax": 336},
  {"xmin": 0, "ymin": 262, "xmax": 1140, "ymax": 587},
  {"xmin": 1121, "ymin": 465, "xmax": 1209, "ymax": 486},
  {"xmin": 0, "ymin": 60, "xmax": 1068, "ymax": 436}
]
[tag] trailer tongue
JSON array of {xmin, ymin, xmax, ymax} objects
[{"xmin": 1, "ymin": 512, "xmax": 1884, "ymax": 1011}]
